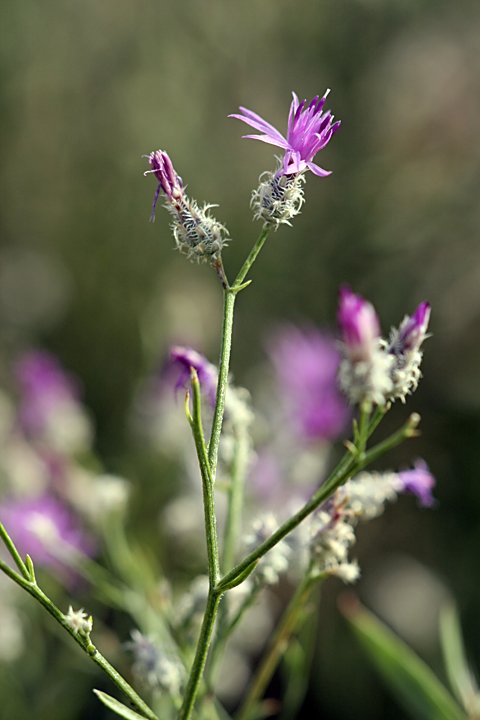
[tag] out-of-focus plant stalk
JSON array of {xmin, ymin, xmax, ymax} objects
[
  {"xmin": 223, "ymin": 428, "xmax": 250, "ymax": 574},
  {"xmin": 238, "ymin": 567, "xmax": 323, "ymax": 720}
]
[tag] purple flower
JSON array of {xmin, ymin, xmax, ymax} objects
[
  {"xmin": 397, "ymin": 460, "xmax": 436, "ymax": 508},
  {"xmin": 144, "ymin": 150, "xmax": 185, "ymax": 221},
  {"xmin": 337, "ymin": 286, "xmax": 381, "ymax": 363},
  {"xmin": 391, "ymin": 301, "xmax": 431, "ymax": 355},
  {"xmin": 268, "ymin": 326, "xmax": 350, "ymax": 442},
  {"xmin": 0, "ymin": 496, "xmax": 94, "ymax": 568},
  {"xmin": 168, "ymin": 346, "xmax": 217, "ymax": 406},
  {"xmin": 229, "ymin": 90, "xmax": 340, "ymax": 177},
  {"xmin": 15, "ymin": 351, "xmax": 78, "ymax": 434},
  {"xmin": 14, "ymin": 351, "xmax": 91, "ymax": 452}
]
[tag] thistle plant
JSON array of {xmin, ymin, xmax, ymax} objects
[{"xmin": 0, "ymin": 90, "xmax": 439, "ymax": 720}]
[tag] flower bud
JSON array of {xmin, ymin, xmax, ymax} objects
[{"xmin": 337, "ymin": 286, "xmax": 381, "ymax": 363}]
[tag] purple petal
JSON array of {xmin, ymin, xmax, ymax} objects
[
  {"xmin": 229, "ymin": 110, "xmax": 287, "ymax": 145},
  {"xmin": 306, "ymin": 162, "xmax": 332, "ymax": 177},
  {"xmin": 398, "ymin": 460, "xmax": 436, "ymax": 508}
]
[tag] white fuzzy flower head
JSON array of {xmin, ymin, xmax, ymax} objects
[
  {"xmin": 126, "ymin": 630, "xmax": 185, "ymax": 695},
  {"xmin": 244, "ymin": 513, "xmax": 291, "ymax": 585},
  {"xmin": 337, "ymin": 287, "xmax": 395, "ymax": 406},
  {"xmin": 337, "ymin": 345, "xmax": 395, "ymax": 406},
  {"xmin": 309, "ymin": 507, "xmax": 357, "ymax": 574},
  {"xmin": 340, "ymin": 471, "xmax": 402, "ymax": 520},
  {"xmin": 65, "ymin": 606, "xmax": 93, "ymax": 634},
  {"xmin": 386, "ymin": 302, "xmax": 431, "ymax": 403},
  {"xmin": 329, "ymin": 560, "xmax": 361, "ymax": 584}
]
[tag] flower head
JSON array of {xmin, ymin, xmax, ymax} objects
[
  {"xmin": 397, "ymin": 460, "xmax": 436, "ymax": 508},
  {"xmin": 337, "ymin": 287, "xmax": 395, "ymax": 406},
  {"xmin": 15, "ymin": 351, "xmax": 92, "ymax": 453},
  {"xmin": 144, "ymin": 150, "xmax": 229, "ymax": 263},
  {"xmin": 392, "ymin": 302, "xmax": 431, "ymax": 355},
  {"xmin": 387, "ymin": 301, "xmax": 431, "ymax": 402},
  {"xmin": 337, "ymin": 286, "xmax": 381, "ymax": 363},
  {"xmin": 126, "ymin": 630, "xmax": 185, "ymax": 695},
  {"xmin": 64, "ymin": 606, "xmax": 92, "ymax": 634},
  {"xmin": 268, "ymin": 326, "xmax": 350, "ymax": 442},
  {"xmin": 144, "ymin": 150, "xmax": 185, "ymax": 220},
  {"xmin": 0, "ymin": 495, "xmax": 94, "ymax": 568},
  {"xmin": 167, "ymin": 346, "xmax": 218, "ymax": 407},
  {"xmin": 230, "ymin": 90, "xmax": 340, "ymax": 178}
]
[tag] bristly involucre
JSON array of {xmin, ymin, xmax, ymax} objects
[
  {"xmin": 337, "ymin": 288, "xmax": 431, "ymax": 407},
  {"xmin": 251, "ymin": 164, "xmax": 306, "ymax": 228},
  {"xmin": 144, "ymin": 150, "xmax": 229, "ymax": 264}
]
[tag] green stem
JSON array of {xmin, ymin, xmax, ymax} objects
[
  {"xmin": 190, "ymin": 370, "xmax": 221, "ymax": 586},
  {"xmin": 179, "ymin": 590, "xmax": 222, "ymax": 720},
  {"xmin": 209, "ymin": 226, "xmax": 270, "ymax": 480},
  {"xmin": 0, "ymin": 558, "xmax": 158, "ymax": 720},
  {"xmin": 218, "ymin": 412, "xmax": 420, "ymax": 593},
  {"xmin": 233, "ymin": 227, "xmax": 270, "ymax": 288},
  {"xmin": 223, "ymin": 429, "xmax": 249, "ymax": 574},
  {"xmin": 237, "ymin": 571, "xmax": 321, "ymax": 720},
  {"xmin": 218, "ymin": 451, "xmax": 356, "ymax": 593},
  {"xmin": 180, "ymin": 228, "xmax": 272, "ymax": 720},
  {"xmin": 208, "ymin": 287, "xmax": 236, "ymax": 478},
  {"xmin": 0, "ymin": 520, "xmax": 31, "ymax": 580}
]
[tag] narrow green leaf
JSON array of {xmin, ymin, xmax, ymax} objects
[
  {"xmin": 340, "ymin": 595, "xmax": 467, "ymax": 720},
  {"xmin": 93, "ymin": 690, "xmax": 148, "ymax": 720},
  {"xmin": 440, "ymin": 602, "xmax": 480, "ymax": 714},
  {"xmin": 218, "ymin": 560, "xmax": 258, "ymax": 591}
]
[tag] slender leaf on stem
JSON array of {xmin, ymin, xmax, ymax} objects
[
  {"xmin": 238, "ymin": 572, "xmax": 321, "ymax": 720},
  {"xmin": 341, "ymin": 595, "xmax": 467, "ymax": 720},
  {"xmin": 0, "ymin": 519, "xmax": 31, "ymax": 580},
  {"xmin": 440, "ymin": 603, "xmax": 480, "ymax": 715},
  {"xmin": 93, "ymin": 691, "xmax": 148, "ymax": 720}
]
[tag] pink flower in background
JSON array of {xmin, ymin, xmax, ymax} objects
[
  {"xmin": 398, "ymin": 460, "xmax": 436, "ymax": 508},
  {"xmin": 0, "ymin": 496, "xmax": 94, "ymax": 568},
  {"xmin": 14, "ymin": 351, "xmax": 92, "ymax": 454},
  {"xmin": 230, "ymin": 90, "xmax": 340, "ymax": 177},
  {"xmin": 337, "ymin": 286, "xmax": 381, "ymax": 363},
  {"xmin": 268, "ymin": 326, "xmax": 350, "ymax": 442},
  {"xmin": 167, "ymin": 346, "xmax": 218, "ymax": 407},
  {"xmin": 15, "ymin": 351, "xmax": 80, "ymax": 436}
]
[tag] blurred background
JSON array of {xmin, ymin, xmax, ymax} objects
[{"xmin": 1, "ymin": 0, "xmax": 480, "ymax": 717}]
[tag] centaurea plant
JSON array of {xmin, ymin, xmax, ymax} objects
[{"xmin": 0, "ymin": 90, "xmax": 439, "ymax": 720}]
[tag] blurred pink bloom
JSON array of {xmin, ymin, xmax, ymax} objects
[
  {"xmin": 167, "ymin": 346, "xmax": 217, "ymax": 407},
  {"xmin": 398, "ymin": 460, "xmax": 436, "ymax": 508},
  {"xmin": 0, "ymin": 495, "xmax": 94, "ymax": 568},
  {"xmin": 15, "ymin": 351, "xmax": 80, "ymax": 436},
  {"xmin": 268, "ymin": 326, "xmax": 350, "ymax": 442},
  {"xmin": 337, "ymin": 286, "xmax": 381, "ymax": 363}
]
